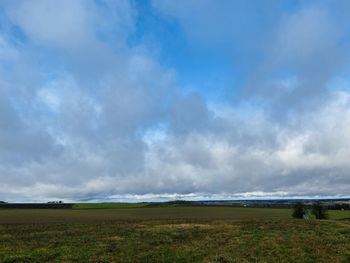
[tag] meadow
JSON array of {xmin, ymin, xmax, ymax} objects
[{"xmin": 0, "ymin": 206, "xmax": 349, "ymax": 262}]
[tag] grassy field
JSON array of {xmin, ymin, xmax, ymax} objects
[
  {"xmin": 0, "ymin": 207, "xmax": 349, "ymax": 262},
  {"xmin": 73, "ymin": 202, "xmax": 148, "ymax": 209}
]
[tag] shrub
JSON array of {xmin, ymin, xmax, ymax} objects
[
  {"xmin": 292, "ymin": 202, "xmax": 306, "ymax": 219},
  {"xmin": 311, "ymin": 202, "xmax": 328, "ymax": 219}
]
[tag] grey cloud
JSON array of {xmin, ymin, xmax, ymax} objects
[
  {"xmin": 169, "ymin": 93, "xmax": 211, "ymax": 135},
  {"xmin": 0, "ymin": 1, "xmax": 349, "ymax": 202}
]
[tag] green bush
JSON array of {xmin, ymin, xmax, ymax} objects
[
  {"xmin": 311, "ymin": 202, "xmax": 329, "ymax": 219},
  {"xmin": 292, "ymin": 202, "xmax": 306, "ymax": 219}
]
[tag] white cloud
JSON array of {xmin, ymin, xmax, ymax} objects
[{"xmin": 0, "ymin": 1, "xmax": 349, "ymax": 202}]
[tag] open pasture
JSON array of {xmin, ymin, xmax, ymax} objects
[
  {"xmin": 0, "ymin": 207, "xmax": 349, "ymax": 262},
  {"xmin": 0, "ymin": 207, "xmax": 296, "ymax": 224}
]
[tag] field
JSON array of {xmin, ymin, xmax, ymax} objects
[
  {"xmin": 0, "ymin": 206, "xmax": 349, "ymax": 262},
  {"xmin": 72, "ymin": 203, "xmax": 148, "ymax": 209}
]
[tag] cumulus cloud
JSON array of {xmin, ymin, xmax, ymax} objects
[{"xmin": 0, "ymin": 0, "xmax": 349, "ymax": 201}]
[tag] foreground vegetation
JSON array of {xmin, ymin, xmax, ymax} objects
[{"xmin": 0, "ymin": 207, "xmax": 349, "ymax": 262}]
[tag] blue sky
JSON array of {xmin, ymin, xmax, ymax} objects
[{"xmin": 0, "ymin": 0, "xmax": 350, "ymax": 202}]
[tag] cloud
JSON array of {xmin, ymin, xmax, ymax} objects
[
  {"xmin": 169, "ymin": 93, "xmax": 211, "ymax": 135},
  {"xmin": 0, "ymin": 1, "xmax": 349, "ymax": 201},
  {"xmin": 4, "ymin": 0, "xmax": 92, "ymax": 49},
  {"xmin": 244, "ymin": 6, "xmax": 344, "ymax": 118},
  {"xmin": 153, "ymin": 1, "xmax": 349, "ymax": 117},
  {"xmin": 142, "ymin": 91, "xmax": 350, "ymax": 197},
  {"xmin": 3, "ymin": 90, "xmax": 350, "ymax": 201}
]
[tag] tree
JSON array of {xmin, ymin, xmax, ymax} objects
[
  {"xmin": 292, "ymin": 202, "xmax": 306, "ymax": 219},
  {"xmin": 311, "ymin": 202, "xmax": 328, "ymax": 219}
]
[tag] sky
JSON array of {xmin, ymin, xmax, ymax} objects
[{"xmin": 0, "ymin": 0, "xmax": 350, "ymax": 202}]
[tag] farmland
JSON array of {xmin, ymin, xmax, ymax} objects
[{"xmin": 0, "ymin": 206, "xmax": 349, "ymax": 262}]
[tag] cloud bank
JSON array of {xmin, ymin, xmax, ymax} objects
[{"xmin": 0, "ymin": 0, "xmax": 349, "ymax": 201}]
